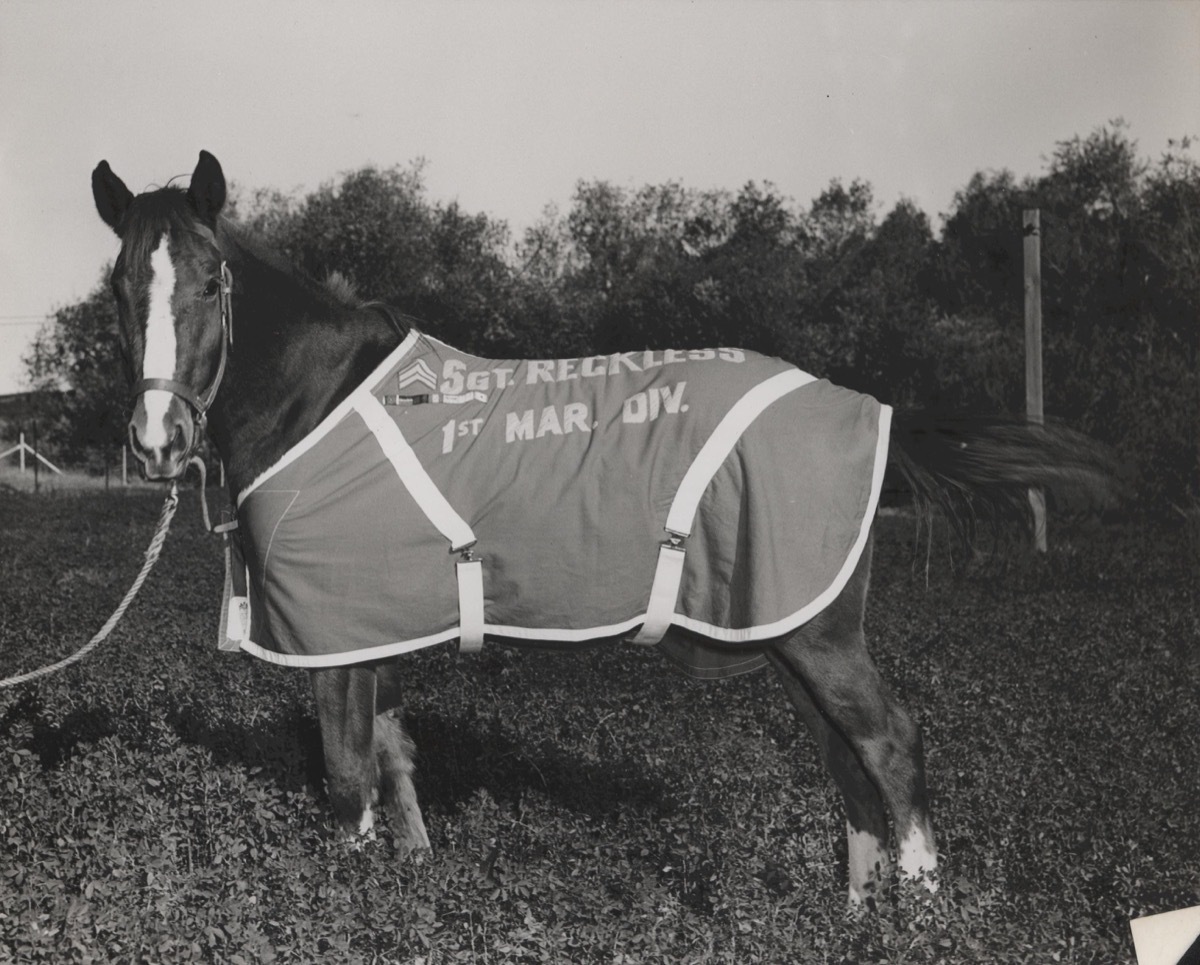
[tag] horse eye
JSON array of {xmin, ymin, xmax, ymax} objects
[{"xmin": 202, "ymin": 279, "xmax": 220, "ymax": 299}]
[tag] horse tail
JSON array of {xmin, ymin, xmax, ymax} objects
[{"xmin": 887, "ymin": 410, "xmax": 1126, "ymax": 549}]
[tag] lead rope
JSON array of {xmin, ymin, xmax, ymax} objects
[{"xmin": 0, "ymin": 482, "xmax": 182, "ymax": 690}]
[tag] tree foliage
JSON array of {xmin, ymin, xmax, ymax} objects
[
  {"xmin": 21, "ymin": 271, "xmax": 127, "ymax": 469},
  {"xmin": 29, "ymin": 123, "xmax": 1198, "ymax": 508},
  {"xmin": 929, "ymin": 122, "xmax": 1199, "ymax": 507},
  {"xmin": 242, "ymin": 162, "xmax": 516, "ymax": 351}
]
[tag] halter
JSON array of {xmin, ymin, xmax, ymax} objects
[{"xmin": 132, "ymin": 261, "xmax": 233, "ymax": 441}]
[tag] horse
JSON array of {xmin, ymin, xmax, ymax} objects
[{"xmin": 91, "ymin": 151, "xmax": 1117, "ymax": 908}]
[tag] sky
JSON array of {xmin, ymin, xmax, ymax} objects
[{"xmin": 1, "ymin": 0, "xmax": 1196, "ymax": 395}]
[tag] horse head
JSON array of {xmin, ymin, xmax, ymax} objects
[{"xmin": 92, "ymin": 150, "xmax": 231, "ymax": 480}]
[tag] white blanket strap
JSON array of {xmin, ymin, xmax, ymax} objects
[
  {"xmin": 630, "ymin": 368, "xmax": 816, "ymax": 645},
  {"xmin": 354, "ymin": 391, "xmax": 485, "ymax": 652}
]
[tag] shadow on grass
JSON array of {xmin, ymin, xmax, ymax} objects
[
  {"xmin": 407, "ymin": 709, "xmax": 670, "ymax": 820},
  {"xmin": 0, "ymin": 691, "xmax": 118, "ymax": 768},
  {"xmin": 3, "ymin": 684, "xmax": 669, "ymax": 833},
  {"xmin": 163, "ymin": 698, "xmax": 325, "ymax": 795},
  {"xmin": 176, "ymin": 695, "xmax": 673, "ymax": 822}
]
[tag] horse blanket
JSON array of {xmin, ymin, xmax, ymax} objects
[{"xmin": 224, "ymin": 330, "xmax": 890, "ymax": 678}]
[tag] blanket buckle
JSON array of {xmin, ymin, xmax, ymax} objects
[
  {"xmin": 452, "ymin": 539, "xmax": 479, "ymax": 563},
  {"xmin": 662, "ymin": 528, "xmax": 688, "ymax": 550}
]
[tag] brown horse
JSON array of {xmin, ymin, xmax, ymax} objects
[{"xmin": 92, "ymin": 151, "xmax": 1116, "ymax": 907}]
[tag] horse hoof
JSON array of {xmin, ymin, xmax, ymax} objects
[
  {"xmin": 397, "ymin": 842, "xmax": 431, "ymax": 864},
  {"xmin": 393, "ymin": 824, "xmax": 432, "ymax": 861},
  {"xmin": 348, "ymin": 828, "xmax": 377, "ymax": 852},
  {"xmin": 389, "ymin": 803, "xmax": 431, "ymax": 860}
]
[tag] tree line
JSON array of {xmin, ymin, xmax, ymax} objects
[{"xmin": 20, "ymin": 122, "xmax": 1199, "ymax": 511}]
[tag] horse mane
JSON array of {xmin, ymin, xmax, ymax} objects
[
  {"xmin": 215, "ymin": 217, "xmax": 362, "ymax": 311},
  {"xmin": 323, "ymin": 270, "xmax": 362, "ymax": 307},
  {"xmin": 119, "ymin": 186, "xmax": 364, "ymax": 316}
]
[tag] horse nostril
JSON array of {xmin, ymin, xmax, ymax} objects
[
  {"xmin": 169, "ymin": 423, "xmax": 187, "ymax": 458},
  {"xmin": 128, "ymin": 418, "xmax": 188, "ymax": 474}
]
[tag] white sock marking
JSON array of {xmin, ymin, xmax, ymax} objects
[
  {"xmin": 898, "ymin": 823, "xmax": 939, "ymax": 891},
  {"xmin": 846, "ymin": 821, "xmax": 888, "ymax": 905},
  {"xmin": 140, "ymin": 235, "xmax": 177, "ymax": 449}
]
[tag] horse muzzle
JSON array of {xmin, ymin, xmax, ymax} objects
[{"xmin": 128, "ymin": 391, "xmax": 197, "ymax": 480}]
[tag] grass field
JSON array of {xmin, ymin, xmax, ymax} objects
[
  {"xmin": 0, "ymin": 488, "xmax": 1196, "ymax": 963},
  {"xmin": 0, "ymin": 465, "xmax": 160, "ymax": 495}
]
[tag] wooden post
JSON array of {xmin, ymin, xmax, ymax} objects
[
  {"xmin": 32, "ymin": 422, "xmax": 40, "ymax": 493},
  {"xmin": 1023, "ymin": 209, "xmax": 1047, "ymax": 553},
  {"xmin": 19, "ymin": 431, "xmax": 25, "ymax": 473}
]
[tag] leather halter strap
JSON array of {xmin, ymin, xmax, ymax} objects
[
  {"xmin": 132, "ymin": 262, "xmax": 233, "ymax": 434},
  {"xmin": 135, "ymin": 377, "xmax": 212, "ymax": 415}
]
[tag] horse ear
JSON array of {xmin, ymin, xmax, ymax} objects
[
  {"xmin": 92, "ymin": 160, "xmax": 134, "ymax": 236},
  {"xmin": 188, "ymin": 150, "xmax": 227, "ymax": 226}
]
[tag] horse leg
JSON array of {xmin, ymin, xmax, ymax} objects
[
  {"xmin": 310, "ymin": 665, "xmax": 380, "ymax": 840},
  {"xmin": 772, "ymin": 534, "xmax": 938, "ymax": 900},
  {"xmin": 374, "ymin": 663, "xmax": 430, "ymax": 856},
  {"xmin": 765, "ymin": 648, "xmax": 891, "ymax": 907}
]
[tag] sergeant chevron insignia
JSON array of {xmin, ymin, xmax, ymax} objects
[{"xmin": 397, "ymin": 359, "xmax": 437, "ymax": 391}]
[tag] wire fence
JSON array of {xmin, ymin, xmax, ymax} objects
[{"xmin": 1, "ymin": 435, "xmax": 223, "ymax": 494}]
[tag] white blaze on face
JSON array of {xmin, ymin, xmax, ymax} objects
[{"xmin": 139, "ymin": 235, "xmax": 178, "ymax": 449}]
